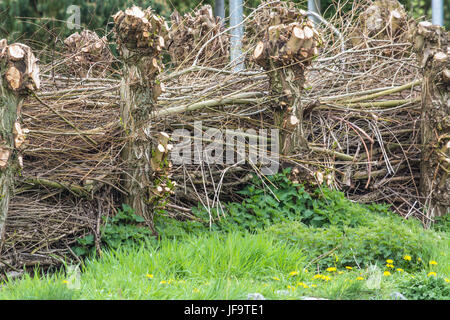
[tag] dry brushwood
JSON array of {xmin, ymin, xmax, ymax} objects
[
  {"xmin": 64, "ymin": 30, "xmax": 114, "ymax": 78},
  {"xmin": 413, "ymin": 21, "xmax": 450, "ymax": 217},
  {"xmin": 1, "ymin": 74, "xmax": 123, "ymax": 272},
  {"xmin": 298, "ymin": 4, "xmax": 423, "ymax": 221},
  {"xmin": 0, "ymin": 39, "xmax": 39, "ymax": 245},
  {"xmin": 114, "ymin": 6, "xmax": 173, "ymax": 232},
  {"xmin": 169, "ymin": 5, "xmax": 229, "ymax": 68},
  {"xmin": 252, "ymin": 2, "xmax": 321, "ymax": 154}
]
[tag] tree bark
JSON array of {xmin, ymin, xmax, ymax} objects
[
  {"xmin": 0, "ymin": 40, "xmax": 39, "ymax": 243},
  {"xmin": 413, "ymin": 22, "xmax": 450, "ymax": 217},
  {"xmin": 113, "ymin": 6, "xmax": 170, "ymax": 233}
]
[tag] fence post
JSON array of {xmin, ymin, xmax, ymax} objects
[
  {"xmin": 413, "ymin": 22, "xmax": 449, "ymax": 218},
  {"xmin": 0, "ymin": 40, "xmax": 39, "ymax": 242},
  {"xmin": 230, "ymin": 0, "xmax": 244, "ymax": 71},
  {"xmin": 113, "ymin": 7, "xmax": 171, "ymax": 233},
  {"xmin": 215, "ymin": 0, "xmax": 225, "ymax": 19},
  {"xmin": 432, "ymin": 0, "xmax": 444, "ymax": 26},
  {"xmin": 252, "ymin": 7, "xmax": 321, "ymax": 155},
  {"xmin": 308, "ymin": 0, "xmax": 321, "ymax": 25}
]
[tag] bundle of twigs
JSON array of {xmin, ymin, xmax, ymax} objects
[
  {"xmin": 4, "ymin": 195, "xmax": 99, "ymax": 269},
  {"xmin": 298, "ymin": 0, "xmax": 424, "ymax": 219},
  {"xmin": 155, "ymin": 68, "xmax": 272, "ymax": 215},
  {"xmin": 1, "ymin": 74, "xmax": 124, "ymax": 271},
  {"xmin": 155, "ymin": 0, "xmax": 428, "ymax": 224}
]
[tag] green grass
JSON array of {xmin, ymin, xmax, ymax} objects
[
  {"xmin": 1, "ymin": 227, "xmax": 448, "ymax": 300},
  {"xmin": 1, "ymin": 170, "xmax": 449, "ymax": 300},
  {"xmin": 266, "ymin": 219, "xmax": 450, "ymax": 273},
  {"xmin": 0, "ymin": 232, "xmax": 309, "ymax": 300}
]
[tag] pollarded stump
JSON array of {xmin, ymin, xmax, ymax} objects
[
  {"xmin": 413, "ymin": 22, "xmax": 450, "ymax": 217},
  {"xmin": 0, "ymin": 40, "xmax": 39, "ymax": 243},
  {"xmin": 114, "ymin": 6, "xmax": 173, "ymax": 233},
  {"xmin": 251, "ymin": 3, "xmax": 321, "ymax": 154}
]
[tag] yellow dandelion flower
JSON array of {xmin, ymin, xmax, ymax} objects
[
  {"xmin": 396, "ymin": 268, "xmax": 404, "ymax": 272},
  {"xmin": 338, "ymin": 271, "xmax": 344, "ymax": 275},
  {"xmin": 383, "ymin": 271, "xmax": 391, "ymax": 276},
  {"xmin": 386, "ymin": 259, "xmax": 394, "ymax": 264},
  {"xmin": 427, "ymin": 272, "xmax": 437, "ymax": 277},
  {"xmin": 272, "ymin": 276, "xmax": 280, "ymax": 281},
  {"xmin": 429, "ymin": 260, "xmax": 438, "ymax": 265},
  {"xmin": 445, "ymin": 278, "xmax": 449, "ymax": 283},
  {"xmin": 304, "ymin": 268, "xmax": 309, "ymax": 273},
  {"xmin": 326, "ymin": 267, "xmax": 337, "ymax": 272},
  {"xmin": 159, "ymin": 280, "xmax": 167, "ymax": 284},
  {"xmin": 345, "ymin": 266, "xmax": 353, "ymax": 270},
  {"xmin": 146, "ymin": 274, "xmax": 154, "ymax": 279},
  {"xmin": 403, "ymin": 255, "xmax": 411, "ymax": 261},
  {"xmin": 386, "ymin": 264, "xmax": 394, "ymax": 269},
  {"xmin": 313, "ymin": 274, "xmax": 323, "ymax": 279},
  {"xmin": 62, "ymin": 280, "xmax": 69, "ymax": 284},
  {"xmin": 289, "ymin": 271, "xmax": 299, "ymax": 276},
  {"xmin": 417, "ymin": 257, "xmax": 422, "ymax": 262},
  {"xmin": 322, "ymin": 276, "xmax": 331, "ymax": 281},
  {"xmin": 287, "ymin": 285, "xmax": 296, "ymax": 291},
  {"xmin": 296, "ymin": 282, "xmax": 308, "ymax": 288},
  {"xmin": 356, "ymin": 277, "xmax": 364, "ymax": 280},
  {"xmin": 311, "ymin": 284, "xmax": 317, "ymax": 288}
]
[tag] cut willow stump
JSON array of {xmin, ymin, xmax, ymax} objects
[
  {"xmin": 169, "ymin": 5, "xmax": 229, "ymax": 68},
  {"xmin": 349, "ymin": 0, "xmax": 412, "ymax": 54},
  {"xmin": 0, "ymin": 40, "xmax": 39, "ymax": 242},
  {"xmin": 64, "ymin": 29, "xmax": 114, "ymax": 78},
  {"xmin": 252, "ymin": 4, "xmax": 321, "ymax": 154},
  {"xmin": 413, "ymin": 22, "xmax": 450, "ymax": 217},
  {"xmin": 113, "ymin": 6, "xmax": 171, "ymax": 233}
]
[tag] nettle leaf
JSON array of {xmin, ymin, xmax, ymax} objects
[
  {"xmin": 71, "ymin": 246, "xmax": 87, "ymax": 257},
  {"xmin": 121, "ymin": 203, "xmax": 133, "ymax": 214},
  {"xmin": 264, "ymin": 196, "xmax": 279, "ymax": 208},
  {"xmin": 131, "ymin": 214, "xmax": 146, "ymax": 223},
  {"xmin": 77, "ymin": 234, "xmax": 94, "ymax": 246},
  {"xmin": 303, "ymin": 209, "xmax": 314, "ymax": 218},
  {"xmin": 237, "ymin": 188, "xmax": 251, "ymax": 196},
  {"xmin": 277, "ymin": 189, "xmax": 296, "ymax": 202}
]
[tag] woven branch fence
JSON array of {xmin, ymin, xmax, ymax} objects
[{"xmin": 0, "ymin": 0, "xmax": 448, "ymax": 273}]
